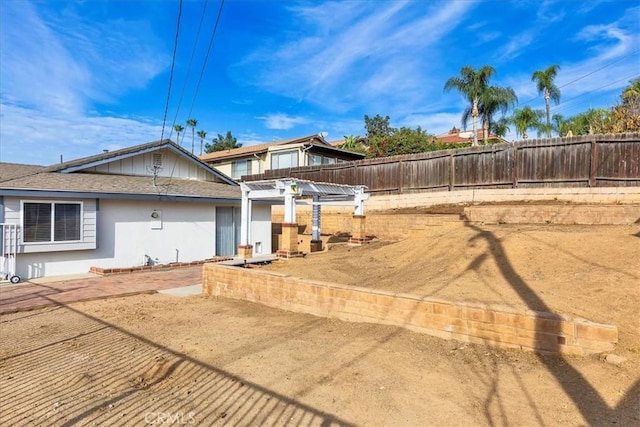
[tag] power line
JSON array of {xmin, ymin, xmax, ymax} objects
[
  {"xmin": 185, "ymin": 0, "xmax": 226, "ymax": 118},
  {"xmin": 159, "ymin": 0, "xmax": 183, "ymax": 144},
  {"xmin": 519, "ymin": 49, "xmax": 640, "ymax": 108},
  {"xmin": 168, "ymin": 0, "xmax": 210, "ymax": 144},
  {"xmin": 557, "ymin": 49, "xmax": 640, "ymax": 90},
  {"xmin": 551, "ymin": 73, "xmax": 640, "ymax": 115},
  {"xmin": 167, "ymin": 0, "xmax": 226, "ymax": 189}
]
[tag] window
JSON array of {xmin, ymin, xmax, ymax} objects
[
  {"xmin": 322, "ymin": 157, "xmax": 336, "ymax": 164},
  {"xmin": 308, "ymin": 154, "xmax": 322, "ymax": 166},
  {"xmin": 23, "ymin": 202, "xmax": 81, "ymax": 243},
  {"xmin": 271, "ymin": 151, "xmax": 298, "ymax": 170},
  {"xmin": 231, "ymin": 160, "xmax": 252, "ymax": 178}
]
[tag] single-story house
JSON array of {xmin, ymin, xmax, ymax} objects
[
  {"xmin": 199, "ymin": 134, "xmax": 366, "ymax": 180},
  {"xmin": 0, "ymin": 139, "xmax": 272, "ymax": 280}
]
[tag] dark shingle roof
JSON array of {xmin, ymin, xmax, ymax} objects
[
  {"xmin": 1, "ymin": 139, "xmax": 242, "ymax": 200},
  {"xmin": 0, "ymin": 163, "xmax": 47, "ymax": 181},
  {"xmin": 1, "ymin": 171, "xmax": 240, "ymax": 199},
  {"xmin": 199, "ymin": 134, "xmax": 324, "ymax": 162}
]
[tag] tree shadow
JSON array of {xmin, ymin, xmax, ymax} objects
[
  {"xmin": 0, "ymin": 295, "xmax": 356, "ymax": 426},
  {"xmin": 465, "ymin": 223, "xmax": 639, "ymax": 425}
]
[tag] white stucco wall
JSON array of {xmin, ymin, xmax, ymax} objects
[
  {"xmin": 9, "ymin": 199, "xmax": 225, "ymax": 279},
  {"xmin": 250, "ymin": 203, "xmax": 272, "ymax": 255}
]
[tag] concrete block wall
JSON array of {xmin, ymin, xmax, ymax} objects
[
  {"xmin": 367, "ymin": 187, "xmax": 640, "ymax": 210},
  {"xmin": 203, "ymin": 264, "xmax": 618, "ymax": 355},
  {"xmin": 463, "ymin": 204, "xmax": 640, "ymax": 225},
  {"xmin": 272, "ymin": 187, "xmax": 640, "ymax": 240},
  {"xmin": 273, "ymin": 210, "xmax": 464, "ymax": 241}
]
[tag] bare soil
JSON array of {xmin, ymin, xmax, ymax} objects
[{"xmin": 0, "ymin": 223, "xmax": 639, "ymax": 426}]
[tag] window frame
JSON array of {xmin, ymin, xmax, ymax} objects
[
  {"xmin": 270, "ymin": 150, "xmax": 299, "ymax": 170},
  {"xmin": 21, "ymin": 200, "xmax": 83, "ymax": 245},
  {"xmin": 231, "ymin": 159, "xmax": 252, "ymax": 179},
  {"xmin": 308, "ymin": 153, "xmax": 323, "ymax": 166}
]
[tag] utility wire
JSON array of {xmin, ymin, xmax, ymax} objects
[
  {"xmin": 167, "ymin": 0, "xmax": 226, "ymax": 190},
  {"xmin": 519, "ymin": 49, "xmax": 640, "ymax": 108},
  {"xmin": 551, "ymin": 73, "xmax": 640, "ymax": 115},
  {"xmin": 168, "ymin": 0, "xmax": 210, "ymax": 145},
  {"xmin": 556, "ymin": 49, "xmax": 640, "ymax": 90},
  {"xmin": 159, "ymin": 0, "xmax": 183, "ymax": 144},
  {"xmin": 185, "ymin": 0, "xmax": 226, "ymax": 118}
]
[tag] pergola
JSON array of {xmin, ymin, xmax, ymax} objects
[{"xmin": 238, "ymin": 179, "xmax": 370, "ymax": 257}]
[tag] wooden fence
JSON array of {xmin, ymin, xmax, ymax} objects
[{"xmin": 242, "ymin": 133, "xmax": 640, "ymax": 194}]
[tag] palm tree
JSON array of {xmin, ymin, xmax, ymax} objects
[
  {"xmin": 531, "ymin": 65, "xmax": 561, "ymax": 137},
  {"xmin": 197, "ymin": 130, "xmax": 207, "ymax": 156},
  {"xmin": 186, "ymin": 118, "xmax": 198, "ymax": 154},
  {"xmin": 490, "ymin": 117, "xmax": 511, "ymax": 139},
  {"xmin": 206, "ymin": 131, "xmax": 242, "ymax": 153},
  {"xmin": 463, "ymin": 85, "xmax": 517, "ymax": 144},
  {"xmin": 340, "ymin": 135, "xmax": 367, "ymax": 152},
  {"xmin": 622, "ymin": 78, "xmax": 640, "ymax": 100},
  {"xmin": 444, "ymin": 65, "xmax": 496, "ymax": 146},
  {"xmin": 173, "ymin": 124, "xmax": 185, "ymax": 145},
  {"xmin": 511, "ymin": 106, "xmax": 544, "ymax": 140},
  {"xmin": 552, "ymin": 114, "xmax": 570, "ymax": 137}
]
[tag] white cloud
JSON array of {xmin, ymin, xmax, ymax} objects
[
  {"xmin": 235, "ymin": 1, "xmax": 476, "ymax": 114},
  {"xmin": 496, "ymin": 32, "xmax": 535, "ymax": 61},
  {"xmin": 0, "ymin": 2, "xmax": 166, "ymax": 112},
  {"xmin": 258, "ymin": 113, "xmax": 310, "ymax": 130},
  {"xmin": 236, "ymin": 131, "xmax": 267, "ymax": 147},
  {"xmin": 0, "ymin": 1, "xmax": 169, "ymax": 164},
  {"xmin": 0, "ymin": 104, "xmax": 162, "ymax": 165}
]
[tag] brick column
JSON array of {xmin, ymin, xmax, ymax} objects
[
  {"xmin": 277, "ymin": 223, "xmax": 304, "ymax": 258},
  {"xmin": 237, "ymin": 245, "xmax": 253, "ymax": 259},
  {"xmin": 349, "ymin": 215, "xmax": 370, "ymax": 244},
  {"xmin": 310, "ymin": 240, "xmax": 323, "ymax": 252}
]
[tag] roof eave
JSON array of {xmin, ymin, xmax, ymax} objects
[{"xmin": 0, "ymin": 188, "xmax": 241, "ymax": 203}]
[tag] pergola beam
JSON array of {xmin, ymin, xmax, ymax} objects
[{"xmin": 239, "ymin": 179, "xmax": 369, "ymax": 258}]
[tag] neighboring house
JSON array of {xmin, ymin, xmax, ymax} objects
[
  {"xmin": 0, "ymin": 139, "xmax": 272, "ymax": 280},
  {"xmin": 199, "ymin": 134, "xmax": 366, "ymax": 180},
  {"xmin": 436, "ymin": 127, "xmax": 508, "ymax": 144}
]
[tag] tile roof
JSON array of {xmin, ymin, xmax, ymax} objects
[
  {"xmin": 199, "ymin": 134, "xmax": 324, "ymax": 162},
  {"xmin": 0, "ymin": 170, "xmax": 241, "ymax": 200},
  {"xmin": 436, "ymin": 129, "xmax": 506, "ymax": 144}
]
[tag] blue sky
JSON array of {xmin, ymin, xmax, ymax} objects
[{"xmin": 1, "ymin": 0, "xmax": 638, "ymax": 165}]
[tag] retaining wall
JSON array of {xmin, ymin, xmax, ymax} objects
[
  {"xmin": 273, "ymin": 203, "xmax": 640, "ymax": 241},
  {"xmin": 203, "ymin": 264, "xmax": 618, "ymax": 356}
]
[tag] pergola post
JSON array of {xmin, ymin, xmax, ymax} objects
[
  {"xmin": 278, "ymin": 181, "xmax": 302, "ymax": 258},
  {"xmin": 350, "ymin": 186, "xmax": 370, "ymax": 245},
  {"xmin": 310, "ymin": 195, "xmax": 322, "ymax": 252},
  {"xmin": 238, "ymin": 185, "xmax": 253, "ymax": 259}
]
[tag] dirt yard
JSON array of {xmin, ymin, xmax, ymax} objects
[{"xmin": 1, "ymin": 223, "xmax": 639, "ymax": 426}]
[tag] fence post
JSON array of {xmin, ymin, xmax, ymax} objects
[
  {"xmin": 512, "ymin": 144, "xmax": 518, "ymax": 188},
  {"xmin": 449, "ymin": 154, "xmax": 455, "ymax": 191},
  {"xmin": 589, "ymin": 137, "xmax": 598, "ymax": 187},
  {"xmin": 399, "ymin": 159, "xmax": 404, "ymax": 194}
]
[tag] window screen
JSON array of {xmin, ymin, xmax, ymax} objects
[
  {"xmin": 23, "ymin": 202, "xmax": 81, "ymax": 243},
  {"xmin": 24, "ymin": 203, "xmax": 52, "ymax": 242},
  {"xmin": 271, "ymin": 151, "xmax": 298, "ymax": 169},
  {"xmin": 54, "ymin": 204, "xmax": 81, "ymax": 241},
  {"xmin": 309, "ymin": 154, "xmax": 322, "ymax": 166},
  {"xmin": 231, "ymin": 160, "xmax": 252, "ymax": 178}
]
